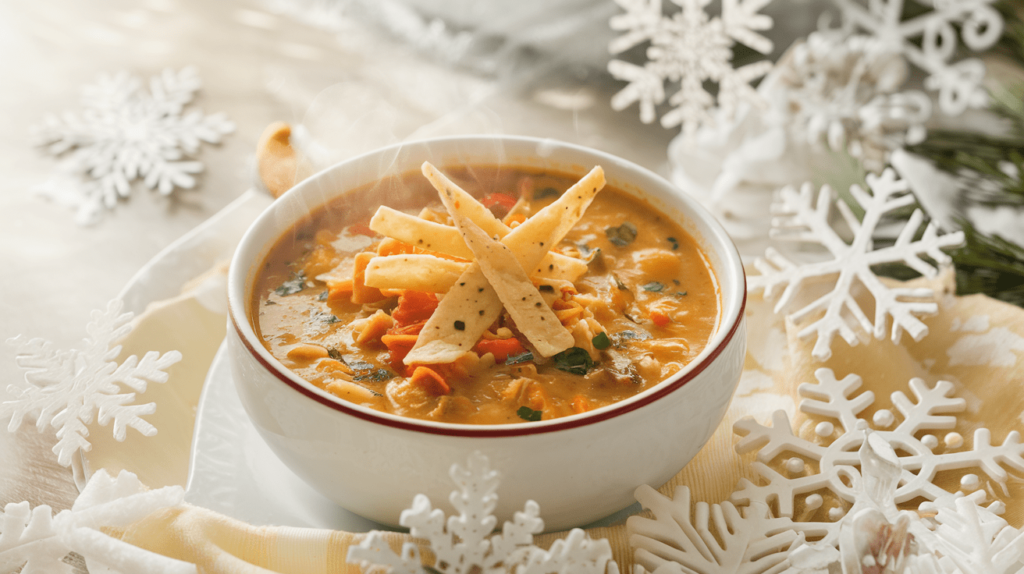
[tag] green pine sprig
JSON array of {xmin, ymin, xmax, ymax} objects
[{"xmin": 951, "ymin": 222, "xmax": 1024, "ymax": 307}]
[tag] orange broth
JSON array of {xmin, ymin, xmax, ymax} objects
[{"xmin": 251, "ymin": 165, "xmax": 720, "ymax": 424}]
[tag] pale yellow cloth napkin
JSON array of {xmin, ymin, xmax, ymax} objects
[{"xmin": 95, "ymin": 267, "xmax": 1024, "ymax": 572}]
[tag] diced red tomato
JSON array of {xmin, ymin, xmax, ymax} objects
[
  {"xmin": 474, "ymin": 338, "xmax": 526, "ymax": 363},
  {"xmin": 392, "ymin": 291, "xmax": 438, "ymax": 326}
]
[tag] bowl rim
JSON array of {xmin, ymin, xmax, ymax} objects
[{"xmin": 227, "ymin": 134, "xmax": 747, "ymax": 437}]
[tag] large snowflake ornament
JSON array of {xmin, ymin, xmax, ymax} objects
[
  {"xmin": 629, "ymin": 485, "xmax": 803, "ymax": 574},
  {"xmin": 32, "ymin": 67, "xmax": 234, "ymax": 225},
  {"xmin": 628, "ymin": 369, "xmax": 1024, "ymax": 574},
  {"xmin": 749, "ymin": 168, "xmax": 965, "ymax": 361},
  {"xmin": 833, "ymin": 0, "xmax": 1004, "ymax": 116},
  {"xmin": 0, "ymin": 469, "xmax": 195, "ymax": 574},
  {"xmin": 733, "ymin": 369, "xmax": 1024, "ymax": 524},
  {"xmin": 2, "ymin": 299, "xmax": 182, "ymax": 467},
  {"xmin": 347, "ymin": 452, "xmax": 619, "ymax": 574},
  {"xmin": 608, "ymin": 0, "xmax": 775, "ymax": 142}
]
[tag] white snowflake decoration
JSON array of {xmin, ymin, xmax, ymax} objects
[
  {"xmin": 629, "ymin": 485, "xmax": 802, "ymax": 574},
  {"xmin": 0, "ymin": 469, "xmax": 195, "ymax": 574},
  {"xmin": 607, "ymin": 0, "xmax": 775, "ymax": 142},
  {"xmin": 833, "ymin": 0, "xmax": 1004, "ymax": 116},
  {"xmin": 749, "ymin": 168, "xmax": 965, "ymax": 361},
  {"xmin": 32, "ymin": 67, "xmax": 235, "ymax": 225},
  {"xmin": 628, "ymin": 368, "xmax": 1024, "ymax": 574},
  {"xmin": 347, "ymin": 452, "xmax": 619, "ymax": 574},
  {"xmin": 3, "ymin": 299, "xmax": 182, "ymax": 467},
  {"xmin": 778, "ymin": 30, "xmax": 933, "ymax": 173}
]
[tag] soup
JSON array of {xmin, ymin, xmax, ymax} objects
[{"xmin": 250, "ymin": 164, "xmax": 720, "ymax": 424}]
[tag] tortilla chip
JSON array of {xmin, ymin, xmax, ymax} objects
[
  {"xmin": 402, "ymin": 263, "xmax": 502, "ymax": 365},
  {"xmin": 502, "ymin": 166, "xmax": 605, "ymax": 269},
  {"xmin": 452, "ymin": 215, "xmax": 574, "ymax": 356},
  {"xmin": 369, "ymin": 207, "xmax": 473, "ymax": 259},
  {"xmin": 421, "ymin": 163, "xmax": 509, "ymax": 239},
  {"xmin": 404, "ymin": 163, "xmax": 604, "ymax": 363},
  {"xmin": 370, "ymin": 205, "xmax": 585, "ymax": 281},
  {"xmin": 364, "ymin": 254, "xmax": 469, "ymax": 293}
]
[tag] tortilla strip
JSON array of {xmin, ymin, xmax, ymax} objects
[
  {"xmin": 405, "ymin": 262, "xmax": 502, "ymax": 364},
  {"xmin": 369, "ymin": 207, "xmax": 473, "ymax": 259},
  {"xmin": 404, "ymin": 163, "xmax": 605, "ymax": 364},
  {"xmin": 370, "ymin": 206, "xmax": 587, "ymax": 281},
  {"xmin": 364, "ymin": 254, "xmax": 469, "ymax": 293},
  {"xmin": 446, "ymin": 211, "xmax": 574, "ymax": 356}
]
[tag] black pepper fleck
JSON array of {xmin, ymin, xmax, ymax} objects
[{"xmin": 454, "ymin": 321, "xmax": 466, "ymax": 331}]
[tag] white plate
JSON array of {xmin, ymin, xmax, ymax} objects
[{"xmin": 184, "ymin": 341, "xmax": 385, "ymax": 530}]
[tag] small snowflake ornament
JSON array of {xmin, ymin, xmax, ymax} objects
[
  {"xmin": 347, "ymin": 452, "xmax": 619, "ymax": 574},
  {"xmin": 607, "ymin": 0, "xmax": 775, "ymax": 143},
  {"xmin": 0, "ymin": 469, "xmax": 195, "ymax": 574},
  {"xmin": 777, "ymin": 30, "xmax": 933, "ymax": 173},
  {"xmin": 834, "ymin": 0, "xmax": 1004, "ymax": 116},
  {"xmin": 2, "ymin": 299, "xmax": 181, "ymax": 466},
  {"xmin": 749, "ymin": 168, "xmax": 965, "ymax": 361},
  {"xmin": 32, "ymin": 67, "xmax": 234, "ymax": 225}
]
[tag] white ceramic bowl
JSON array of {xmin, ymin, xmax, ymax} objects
[{"xmin": 226, "ymin": 135, "xmax": 746, "ymax": 531}]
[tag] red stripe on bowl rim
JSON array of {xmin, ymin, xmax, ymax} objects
[{"xmin": 229, "ymin": 278, "xmax": 745, "ymax": 438}]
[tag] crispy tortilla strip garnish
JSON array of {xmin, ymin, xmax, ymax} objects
[
  {"xmin": 404, "ymin": 163, "xmax": 604, "ymax": 364},
  {"xmin": 447, "ymin": 213, "xmax": 574, "ymax": 356},
  {"xmin": 420, "ymin": 164, "xmax": 508, "ymax": 239},
  {"xmin": 370, "ymin": 207, "xmax": 473, "ymax": 259},
  {"xmin": 420, "ymin": 163, "xmax": 593, "ymax": 280},
  {"xmin": 370, "ymin": 207, "xmax": 588, "ymax": 282},
  {"xmin": 501, "ymin": 165, "xmax": 606, "ymax": 268},
  {"xmin": 364, "ymin": 254, "xmax": 469, "ymax": 293},
  {"xmin": 405, "ymin": 264, "xmax": 502, "ymax": 365}
]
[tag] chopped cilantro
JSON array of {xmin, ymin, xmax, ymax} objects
[
  {"xmin": 327, "ymin": 348, "xmax": 344, "ymax": 361},
  {"xmin": 535, "ymin": 187, "xmax": 560, "ymax": 199},
  {"xmin": 553, "ymin": 347, "xmax": 594, "ymax": 375},
  {"xmin": 673, "ymin": 279, "xmax": 680, "ymax": 285},
  {"xmin": 318, "ymin": 290, "xmax": 329, "ymax": 301},
  {"xmin": 265, "ymin": 299, "xmax": 277, "ymax": 306},
  {"xmin": 642, "ymin": 281, "xmax": 666, "ymax": 292},
  {"xmin": 538, "ymin": 284, "xmax": 555, "ymax": 293},
  {"xmin": 506, "ymin": 351, "xmax": 534, "ymax": 365},
  {"xmin": 675, "ymin": 291, "xmax": 688, "ymax": 298},
  {"xmin": 577, "ymin": 243, "xmax": 592, "ymax": 256},
  {"xmin": 347, "ymin": 360, "xmax": 376, "ymax": 372},
  {"xmin": 592, "ymin": 332, "xmax": 611, "ymax": 350},
  {"xmin": 275, "ymin": 272, "xmax": 307, "ymax": 296},
  {"xmin": 667, "ymin": 236, "xmax": 679, "ymax": 250},
  {"xmin": 605, "ymin": 222, "xmax": 637, "ymax": 247},
  {"xmin": 517, "ymin": 406, "xmax": 543, "ymax": 422},
  {"xmin": 311, "ymin": 309, "xmax": 340, "ymax": 324},
  {"xmin": 354, "ymin": 368, "xmax": 393, "ymax": 382}
]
